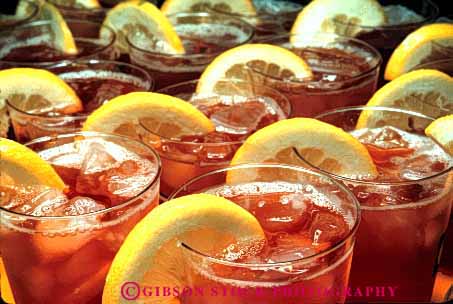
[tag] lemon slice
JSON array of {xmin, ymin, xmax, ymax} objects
[
  {"xmin": 197, "ymin": 43, "xmax": 313, "ymax": 94},
  {"xmin": 83, "ymin": 92, "xmax": 214, "ymax": 138},
  {"xmin": 0, "ymin": 100, "xmax": 8, "ymax": 138},
  {"xmin": 161, "ymin": 0, "xmax": 256, "ymax": 15},
  {"xmin": 291, "ymin": 0, "xmax": 386, "ymax": 38},
  {"xmin": 0, "ymin": 68, "xmax": 82, "ymax": 115},
  {"xmin": 230, "ymin": 118, "xmax": 378, "ymax": 180},
  {"xmin": 0, "ymin": 138, "xmax": 65, "ymax": 189},
  {"xmin": 101, "ymin": 0, "xmax": 184, "ymax": 54},
  {"xmin": 50, "ymin": 0, "xmax": 101, "ymax": 9},
  {"xmin": 38, "ymin": 2, "xmax": 78, "ymax": 54},
  {"xmin": 385, "ymin": 23, "xmax": 453, "ymax": 81},
  {"xmin": 426, "ymin": 115, "xmax": 453, "ymax": 155},
  {"xmin": 357, "ymin": 69, "xmax": 453, "ymax": 129},
  {"xmin": 102, "ymin": 193, "xmax": 265, "ymax": 304},
  {"xmin": 0, "ymin": 258, "xmax": 15, "ymax": 304}
]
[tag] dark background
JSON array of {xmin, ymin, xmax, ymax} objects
[{"xmin": 153, "ymin": 0, "xmax": 453, "ymax": 17}]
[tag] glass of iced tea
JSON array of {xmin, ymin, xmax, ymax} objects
[
  {"xmin": 309, "ymin": 106, "xmax": 453, "ymax": 302},
  {"xmin": 0, "ymin": 20, "xmax": 118, "ymax": 68},
  {"xmin": 7, "ymin": 59, "xmax": 153, "ymax": 143},
  {"xmin": 170, "ymin": 163, "xmax": 360, "ymax": 304},
  {"xmin": 0, "ymin": 132, "xmax": 161, "ymax": 304},
  {"xmin": 140, "ymin": 79, "xmax": 290, "ymax": 199},
  {"xmin": 246, "ymin": 33, "xmax": 382, "ymax": 118},
  {"xmin": 333, "ymin": 0, "xmax": 438, "ymax": 72},
  {"xmin": 127, "ymin": 12, "xmax": 254, "ymax": 90},
  {"xmin": 0, "ymin": 0, "xmax": 40, "ymax": 29}
]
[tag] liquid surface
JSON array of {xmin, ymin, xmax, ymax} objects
[
  {"xmin": 19, "ymin": 72, "xmax": 145, "ymax": 117},
  {"xmin": 1, "ymin": 138, "xmax": 158, "ymax": 215},
  {"xmin": 205, "ymin": 182, "xmax": 352, "ymax": 264},
  {"xmin": 290, "ymin": 47, "xmax": 374, "ymax": 89},
  {"xmin": 0, "ymin": 40, "xmax": 104, "ymax": 63},
  {"xmin": 350, "ymin": 127, "xmax": 452, "ymax": 207},
  {"xmin": 354, "ymin": 127, "xmax": 452, "ymax": 182}
]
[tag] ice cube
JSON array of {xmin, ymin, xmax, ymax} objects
[
  {"xmin": 266, "ymin": 234, "xmax": 317, "ymax": 262},
  {"xmin": 0, "ymin": 185, "xmax": 68, "ymax": 216},
  {"xmin": 210, "ymin": 101, "xmax": 268, "ymax": 135},
  {"xmin": 309, "ymin": 210, "xmax": 349, "ymax": 244},
  {"xmin": 80, "ymin": 141, "xmax": 117, "ymax": 175},
  {"xmin": 75, "ymin": 140, "xmax": 156, "ymax": 204},
  {"xmin": 33, "ymin": 197, "xmax": 105, "ymax": 263},
  {"xmin": 357, "ymin": 126, "xmax": 410, "ymax": 149},
  {"xmin": 400, "ymin": 155, "xmax": 447, "ymax": 180},
  {"xmin": 248, "ymin": 193, "xmax": 311, "ymax": 232},
  {"xmin": 54, "ymin": 196, "xmax": 106, "ymax": 216},
  {"xmin": 254, "ymin": 0, "xmax": 303, "ymax": 14},
  {"xmin": 384, "ymin": 5, "xmax": 424, "ymax": 25}
]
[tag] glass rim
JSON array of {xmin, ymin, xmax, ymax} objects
[
  {"xmin": 47, "ymin": 0, "xmax": 108, "ymax": 12},
  {"xmin": 126, "ymin": 11, "xmax": 255, "ymax": 59},
  {"xmin": 207, "ymin": 6, "xmax": 291, "ymax": 29},
  {"xmin": 309, "ymin": 106, "xmax": 453, "ymax": 205},
  {"xmin": 248, "ymin": 32, "xmax": 382, "ymax": 86},
  {"xmin": 0, "ymin": 0, "xmax": 40, "ymax": 28},
  {"xmin": 143, "ymin": 79, "xmax": 291, "ymax": 147},
  {"xmin": 332, "ymin": 0, "xmax": 439, "ymax": 30},
  {"xmin": 170, "ymin": 163, "xmax": 361, "ymax": 268},
  {"xmin": 5, "ymin": 59, "xmax": 153, "ymax": 120},
  {"xmin": 413, "ymin": 58, "xmax": 453, "ymax": 70},
  {"xmin": 157, "ymin": 78, "xmax": 292, "ymax": 117},
  {"xmin": 0, "ymin": 19, "xmax": 116, "ymax": 66},
  {"xmin": 0, "ymin": 131, "xmax": 162, "ymax": 220}
]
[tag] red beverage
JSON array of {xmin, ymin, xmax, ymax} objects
[
  {"xmin": 7, "ymin": 60, "xmax": 152, "ymax": 143},
  {"xmin": 314, "ymin": 107, "xmax": 453, "ymax": 302},
  {"xmin": 171, "ymin": 164, "xmax": 360, "ymax": 304},
  {"xmin": 412, "ymin": 61, "xmax": 453, "ymax": 283},
  {"xmin": 142, "ymin": 80, "xmax": 290, "ymax": 198},
  {"xmin": 0, "ymin": 133, "xmax": 161, "ymax": 304},
  {"xmin": 248, "ymin": 33, "xmax": 381, "ymax": 117},
  {"xmin": 1, "ymin": 42, "xmax": 107, "ymax": 63},
  {"xmin": 128, "ymin": 12, "xmax": 254, "ymax": 90},
  {"xmin": 0, "ymin": 20, "xmax": 118, "ymax": 68}
]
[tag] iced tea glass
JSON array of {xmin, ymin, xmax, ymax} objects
[
  {"xmin": 0, "ymin": 0, "xmax": 40, "ymax": 29},
  {"xmin": 7, "ymin": 59, "xmax": 153, "ymax": 143},
  {"xmin": 0, "ymin": 132, "xmax": 161, "ymax": 304},
  {"xmin": 246, "ymin": 33, "xmax": 381, "ymax": 118},
  {"xmin": 171, "ymin": 163, "xmax": 360, "ymax": 304},
  {"xmin": 0, "ymin": 20, "xmax": 118, "ymax": 68},
  {"xmin": 414, "ymin": 59, "xmax": 453, "ymax": 280},
  {"xmin": 142, "ymin": 79, "xmax": 290, "ymax": 199},
  {"xmin": 127, "ymin": 12, "xmax": 254, "ymax": 89},
  {"xmin": 312, "ymin": 106, "xmax": 453, "ymax": 302},
  {"xmin": 333, "ymin": 0, "xmax": 439, "ymax": 72}
]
